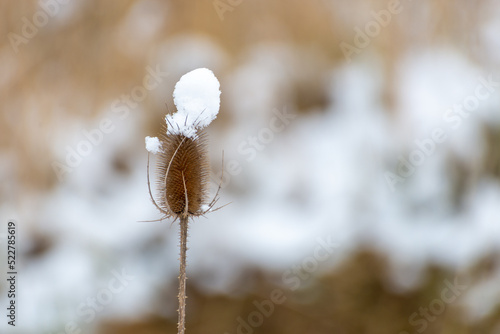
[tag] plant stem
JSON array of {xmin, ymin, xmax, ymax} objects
[{"xmin": 177, "ymin": 216, "xmax": 188, "ymax": 334}]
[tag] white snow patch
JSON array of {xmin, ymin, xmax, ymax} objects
[
  {"xmin": 145, "ymin": 136, "xmax": 162, "ymax": 154},
  {"xmin": 167, "ymin": 68, "xmax": 220, "ymax": 137}
]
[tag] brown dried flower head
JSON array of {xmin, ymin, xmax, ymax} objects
[
  {"xmin": 145, "ymin": 68, "xmax": 222, "ymax": 221},
  {"xmin": 155, "ymin": 129, "xmax": 211, "ymax": 219}
]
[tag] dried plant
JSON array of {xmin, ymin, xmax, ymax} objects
[{"xmin": 145, "ymin": 68, "xmax": 224, "ymax": 334}]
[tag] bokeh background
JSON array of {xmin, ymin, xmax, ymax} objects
[{"xmin": 1, "ymin": 0, "xmax": 500, "ymax": 333}]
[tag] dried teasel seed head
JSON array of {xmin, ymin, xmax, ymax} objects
[
  {"xmin": 145, "ymin": 68, "xmax": 222, "ymax": 220},
  {"xmin": 156, "ymin": 130, "xmax": 210, "ymax": 218}
]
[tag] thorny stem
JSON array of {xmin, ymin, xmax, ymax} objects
[{"xmin": 177, "ymin": 216, "xmax": 188, "ymax": 334}]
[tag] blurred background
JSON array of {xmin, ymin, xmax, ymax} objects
[{"xmin": 1, "ymin": 0, "xmax": 500, "ymax": 333}]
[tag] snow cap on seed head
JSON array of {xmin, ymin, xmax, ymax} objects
[{"xmin": 166, "ymin": 68, "xmax": 221, "ymax": 138}]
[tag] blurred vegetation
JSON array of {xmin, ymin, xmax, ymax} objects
[
  {"xmin": 1, "ymin": 0, "xmax": 496, "ymax": 193},
  {"xmin": 100, "ymin": 251, "xmax": 500, "ymax": 334},
  {"xmin": 1, "ymin": 0, "xmax": 499, "ymax": 333}
]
